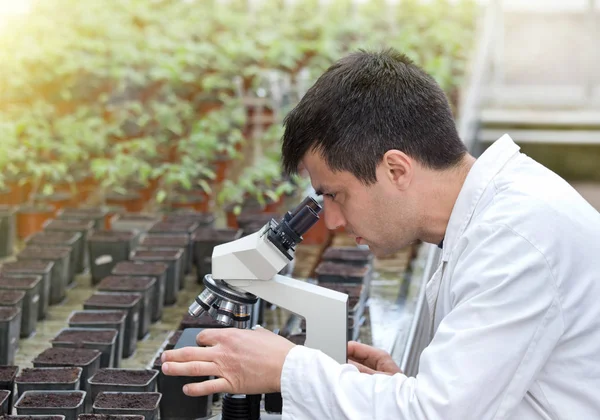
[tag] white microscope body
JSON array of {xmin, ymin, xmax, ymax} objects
[{"xmin": 188, "ymin": 196, "xmax": 348, "ymax": 364}]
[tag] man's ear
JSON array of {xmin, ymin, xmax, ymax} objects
[{"xmin": 381, "ymin": 150, "xmax": 412, "ymax": 190}]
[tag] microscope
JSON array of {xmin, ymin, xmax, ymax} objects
[{"xmin": 188, "ymin": 196, "xmax": 348, "ymax": 419}]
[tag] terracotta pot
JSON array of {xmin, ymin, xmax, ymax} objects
[
  {"xmin": 106, "ymin": 192, "xmax": 145, "ymax": 213},
  {"xmin": 169, "ymin": 195, "xmax": 208, "ymax": 212},
  {"xmin": 39, "ymin": 193, "xmax": 75, "ymax": 214},
  {"xmin": 212, "ymin": 158, "xmax": 231, "ymax": 184},
  {"xmin": 0, "ymin": 186, "xmax": 22, "ymax": 206},
  {"xmin": 226, "ymin": 211, "xmax": 238, "ymax": 229},
  {"xmin": 16, "ymin": 206, "xmax": 55, "ymax": 239}
]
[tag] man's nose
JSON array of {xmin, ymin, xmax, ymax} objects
[{"xmin": 323, "ymin": 200, "xmax": 345, "ymax": 231}]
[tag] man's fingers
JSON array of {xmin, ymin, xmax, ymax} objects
[
  {"xmin": 197, "ymin": 328, "xmax": 228, "ymax": 347},
  {"xmin": 162, "ymin": 346, "xmax": 214, "ymax": 363},
  {"xmin": 349, "ymin": 360, "xmax": 377, "ymax": 375},
  {"xmin": 162, "ymin": 360, "xmax": 221, "ymax": 378},
  {"xmin": 183, "ymin": 377, "xmax": 232, "ymax": 397},
  {"xmin": 347, "ymin": 341, "xmax": 381, "ymax": 364}
]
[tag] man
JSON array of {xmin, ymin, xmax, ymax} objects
[{"xmin": 161, "ymin": 49, "xmax": 600, "ymax": 419}]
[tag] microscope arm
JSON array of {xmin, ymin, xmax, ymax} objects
[{"xmin": 229, "ymin": 275, "xmax": 348, "ymax": 364}]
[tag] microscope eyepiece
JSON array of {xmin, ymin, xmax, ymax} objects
[{"xmin": 288, "ymin": 205, "xmax": 320, "ymax": 237}]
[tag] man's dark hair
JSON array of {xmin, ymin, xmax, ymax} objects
[{"xmin": 281, "ymin": 48, "xmax": 467, "ymax": 185}]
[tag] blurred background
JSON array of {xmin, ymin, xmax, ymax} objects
[{"xmin": 0, "ymin": 0, "xmax": 598, "ymax": 415}]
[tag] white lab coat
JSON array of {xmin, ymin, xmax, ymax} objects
[{"xmin": 280, "ymin": 134, "xmax": 600, "ymax": 419}]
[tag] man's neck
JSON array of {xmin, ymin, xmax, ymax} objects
[{"xmin": 419, "ymin": 154, "xmax": 476, "ymax": 245}]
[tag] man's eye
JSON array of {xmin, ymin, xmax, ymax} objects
[{"xmin": 325, "ymin": 193, "xmax": 336, "ymax": 200}]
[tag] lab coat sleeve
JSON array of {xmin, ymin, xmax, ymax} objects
[{"xmin": 280, "ymin": 223, "xmax": 564, "ymax": 420}]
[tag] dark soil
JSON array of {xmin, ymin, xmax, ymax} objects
[
  {"xmin": 192, "ymin": 228, "xmax": 241, "ymax": 242},
  {"xmin": 0, "ymin": 390, "xmax": 9, "ymax": 402},
  {"xmin": 94, "ymin": 392, "xmax": 160, "ymax": 409},
  {"xmin": 0, "ymin": 290, "xmax": 25, "ymax": 305},
  {"xmin": 34, "ymin": 347, "xmax": 100, "ymax": 365},
  {"xmin": 90, "ymin": 369, "xmax": 156, "ymax": 385},
  {"xmin": 89, "ymin": 231, "xmax": 136, "ymax": 242},
  {"xmin": 60, "ymin": 207, "xmax": 105, "ymax": 216},
  {"xmin": 148, "ymin": 221, "xmax": 198, "ymax": 234},
  {"xmin": 78, "ymin": 415, "xmax": 144, "ymax": 420},
  {"xmin": 112, "ymin": 262, "xmax": 167, "ymax": 276},
  {"xmin": 140, "ymin": 234, "xmax": 189, "ymax": 247},
  {"xmin": 17, "ymin": 392, "xmax": 83, "ymax": 408},
  {"xmin": 17, "ymin": 367, "xmax": 80, "ymax": 383},
  {"xmin": 322, "ymin": 247, "xmax": 373, "ymax": 262},
  {"xmin": 0, "ymin": 276, "xmax": 41, "ymax": 288},
  {"xmin": 315, "ymin": 261, "xmax": 370, "ymax": 277},
  {"xmin": 0, "ymin": 306, "xmax": 19, "ymax": 321},
  {"xmin": 18, "ymin": 247, "xmax": 71, "ymax": 259},
  {"xmin": 85, "ymin": 293, "xmax": 141, "ymax": 306},
  {"xmin": 53, "ymin": 330, "xmax": 118, "ymax": 343},
  {"xmin": 1, "ymin": 260, "xmax": 53, "ymax": 273},
  {"xmin": 317, "ymin": 282, "xmax": 363, "ymax": 298},
  {"xmin": 70, "ymin": 311, "xmax": 127, "ymax": 324},
  {"xmin": 152, "ymin": 356, "xmax": 162, "ymax": 369},
  {"xmin": 131, "ymin": 250, "xmax": 180, "ymax": 261},
  {"xmin": 164, "ymin": 211, "xmax": 215, "ymax": 226},
  {"xmin": 167, "ymin": 330, "xmax": 183, "ymax": 346},
  {"xmin": 0, "ymin": 366, "xmax": 18, "ymax": 382},
  {"xmin": 98, "ymin": 276, "xmax": 154, "ymax": 291},
  {"xmin": 179, "ymin": 313, "xmax": 228, "ymax": 329},
  {"xmin": 28, "ymin": 231, "xmax": 79, "ymax": 244},
  {"xmin": 45, "ymin": 220, "xmax": 94, "ymax": 231}
]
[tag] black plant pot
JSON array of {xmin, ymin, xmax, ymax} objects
[
  {"xmin": 88, "ymin": 369, "xmax": 158, "ymax": 402},
  {"xmin": 87, "ymin": 230, "xmax": 137, "ymax": 286},
  {"xmin": 25, "ymin": 231, "xmax": 81, "ymax": 287},
  {"xmin": 109, "ymin": 213, "xmax": 162, "ymax": 248},
  {"xmin": 191, "ymin": 228, "xmax": 243, "ymax": 284},
  {"xmin": 83, "ymin": 293, "xmax": 142, "ymax": 359},
  {"xmin": 0, "ymin": 276, "xmax": 41, "ymax": 337},
  {"xmin": 164, "ymin": 330, "xmax": 183, "ymax": 351},
  {"xmin": 51, "ymin": 328, "xmax": 118, "ymax": 370},
  {"xmin": 322, "ymin": 246, "xmax": 374, "ymax": 267},
  {"xmin": 138, "ymin": 233, "xmax": 189, "ymax": 285},
  {"xmin": 0, "ymin": 365, "xmax": 18, "ymax": 414},
  {"xmin": 78, "ymin": 415, "xmax": 144, "ymax": 420},
  {"xmin": 0, "ymin": 389, "xmax": 10, "ymax": 414},
  {"xmin": 3, "ymin": 416, "xmax": 64, "ymax": 420},
  {"xmin": 67, "ymin": 310, "xmax": 127, "ymax": 369},
  {"xmin": 32, "ymin": 348, "xmax": 101, "ymax": 412},
  {"xmin": 146, "ymin": 221, "xmax": 199, "ymax": 275},
  {"xmin": 43, "ymin": 219, "xmax": 95, "ymax": 275},
  {"xmin": 0, "ymin": 261, "xmax": 53, "ymax": 320},
  {"xmin": 17, "ymin": 246, "xmax": 71, "ymax": 305},
  {"xmin": 178, "ymin": 314, "xmax": 232, "ymax": 330},
  {"xmin": 14, "ymin": 390, "xmax": 85, "ymax": 420},
  {"xmin": 316, "ymin": 282, "xmax": 367, "ymax": 321},
  {"xmin": 315, "ymin": 261, "xmax": 372, "ymax": 284},
  {"xmin": 92, "ymin": 392, "xmax": 161, "ymax": 420},
  {"xmin": 97, "ymin": 276, "xmax": 155, "ymax": 340},
  {"xmin": 152, "ymin": 356, "xmax": 213, "ymax": 420},
  {"xmin": 0, "ymin": 206, "xmax": 16, "ymax": 258},
  {"xmin": 0, "ymin": 306, "xmax": 22, "ymax": 365},
  {"xmin": 0, "ymin": 290, "xmax": 25, "ymax": 314},
  {"xmin": 236, "ymin": 212, "xmax": 279, "ymax": 236},
  {"xmin": 15, "ymin": 367, "xmax": 82, "ymax": 400},
  {"xmin": 57, "ymin": 207, "xmax": 108, "ymax": 230},
  {"xmin": 163, "ymin": 210, "xmax": 215, "ymax": 228},
  {"xmin": 129, "ymin": 249, "xmax": 183, "ymax": 306},
  {"xmin": 111, "ymin": 262, "xmax": 166, "ymax": 323}
]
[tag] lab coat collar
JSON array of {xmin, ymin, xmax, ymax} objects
[{"xmin": 441, "ymin": 134, "xmax": 520, "ymax": 262}]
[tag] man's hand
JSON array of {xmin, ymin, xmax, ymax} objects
[
  {"xmin": 347, "ymin": 341, "xmax": 402, "ymax": 375},
  {"xmin": 161, "ymin": 327, "xmax": 295, "ymax": 396}
]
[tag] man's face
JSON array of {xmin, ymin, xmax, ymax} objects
[{"xmin": 301, "ymin": 149, "xmax": 419, "ymax": 257}]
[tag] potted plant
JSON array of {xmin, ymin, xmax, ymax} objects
[
  {"xmin": 15, "ymin": 367, "xmax": 82, "ymax": 398},
  {"xmin": 83, "ymin": 293, "xmax": 142, "ymax": 359},
  {"xmin": 110, "ymin": 262, "xmax": 167, "ymax": 323},
  {"xmin": 0, "ymin": 261, "xmax": 53, "ymax": 320},
  {"xmin": 51, "ymin": 328, "xmax": 119, "ymax": 370},
  {"xmin": 67, "ymin": 310, "xmax": 128, "ymax": 370},
  {"xmin": 92, "ymin": 392, "xmax": 161, "ymax": 420},
  {"xmin": 96, "ymin": 276, "xmax": 156, "ymax": 340},
  {"xmin": 14, "ymin": 390, "xmax": 86, "ymax": 420},
  {"xmin": 0, "ymin": 276, "xmax": 42, "ymax": 337},
  {"xmin": 88, "ymin": 369, "xmax": 158, "ymax": 402},
  {"xmin": 17, "ymin": 246, "xmax": 71, "ymax": 305}
]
